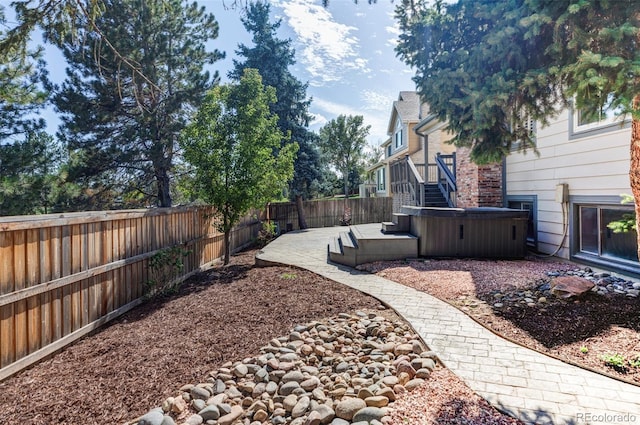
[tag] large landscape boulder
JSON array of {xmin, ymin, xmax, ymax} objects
[{"xmin": 550, "ymin": 276, "xmax": 595, "ymax": 298}]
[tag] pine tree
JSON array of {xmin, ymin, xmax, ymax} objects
[
  {"xmin": 230, "ymin": 2, "xmax": 323, "ymax": 228},
  {"xmin": 395, "ymin": 0, "xmax": 640, "ymax": 258},
  {"xmin": 0, "ymin": 5, "xmax": 46, "ymax": 143},
  {"xmin": 50, "ymin": 0, "xmax": 224, "ymax": 209}
]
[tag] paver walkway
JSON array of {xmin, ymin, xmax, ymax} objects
[{"xmin": 256, "ymin": 225, "xmax": 640, "ymax": 425}]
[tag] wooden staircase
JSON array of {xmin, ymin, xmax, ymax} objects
[{"xmin": 423, "ymin": 184, "xmax": 449, "ymax": 208}]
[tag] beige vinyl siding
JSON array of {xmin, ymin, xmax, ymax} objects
[{"xmin": 506, "ymin": 108, "xmax": 631, "ymax": 258}]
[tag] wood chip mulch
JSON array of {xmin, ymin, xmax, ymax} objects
[{"xmin": 0, "ymin": 249, "xmax": 520, "ymax": 425}]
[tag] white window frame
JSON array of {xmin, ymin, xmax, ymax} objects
[
  {"xmin": 376, "ymin": 167, "xmax": 385, "ymax": 191},
  {"xmin": 394, "ymin": 118, "xmax": 404, "ymax": 149},
  {"xmin": 572, "ymin": 95, "xmax": 625, "ymax": 134}
]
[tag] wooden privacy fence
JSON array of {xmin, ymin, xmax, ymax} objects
[
  {"xmin": 0, "ymin": 206, "xmax": 262, "ymax": 381},
  {"xmin": 267, "ymin": 197, "xmax": 393, "ymax": 232}
]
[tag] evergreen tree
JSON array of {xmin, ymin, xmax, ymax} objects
[
  {"xmin": 230, "ymin": 1, "xmax": 323, "ymax": 228},
  {"xmin": 318, "ymin": 115, "xmax": 371, "ymax": 199},
  {"xmin": 50, "ymin": 0, "xmax": 224, "ymax": 209},
  {"xmin": 0, "ymin": 5, "xmax": 47, "ymax": 143},
  {"xmin": 395, "ymin": 0, "xmax": 640, "ymax": 257},
  {"xmin": 0, "ymin": 131, "xmax": 67, "ymax": 215},
  {"xmin": 180, "ymin": 68, "xmax": 297, "ymax": 264}
]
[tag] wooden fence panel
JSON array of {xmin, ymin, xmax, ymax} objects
[
  {"xmin": 0, "ymin": 200, "xmax": 384, "ymax": 380},
  {"xmin": 267, "ymin": 197, "xmax": 392, "ymax": 232},
  {"xmin": 0, "ymin": 206, "xmax": 261, "ymax": 381}
]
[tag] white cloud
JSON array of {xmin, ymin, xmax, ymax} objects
[
  {"xmin": 361, "ymin": 90, "xmax": 393, "ymax": 112},
  {"xmin": 273, "ymin": 0, "xmax": 370, "ymax": 86},
  {"xmin": 385, "ymin": 25, "xmax": 401, "ymax": 36},
  {"xmin": 308, "ymin": 112, "xmax": 328, "ymax": 128}
]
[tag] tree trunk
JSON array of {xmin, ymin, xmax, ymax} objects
[
  {"xmin": 156, "ymin": 167, "xmax": 172, "ymax": 208},
  {"xmin": 630, "ymin": 95, "xmax": 640, "ymax": 261},
  {"xmin": 343, "ymin": 174, "xmax": 349, "ymax": 199},
  {"xmin": 296, "ymin": 194, "xmax": 308, "ymax": 229},
  {"xmin": 223, "ymin": 229, "xmax": 231, "ymax": 265}
]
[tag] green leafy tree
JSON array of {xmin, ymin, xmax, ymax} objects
[
  {"xmin": 180, "ymin": 68, "xmax": 297, "ymax": 264},
  {"xmin": 395, "ymin": 0, "xmax": 640, "ymax": 258},
  {"xmin": 230, "ymin": 1, "xmax": 323, "ymax": 228},
  {"xmin": 50, "ymin": 0, "xmax": 223, "ymax": 209},
  {"xmin": 318, "ymin": 114, "xmax": 371, "ymax": 199}
]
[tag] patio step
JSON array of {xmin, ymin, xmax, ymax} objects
[
  {"xmin": 382, "ymin": 213, "xmax": 411, "ymax": 234},
  {"xmin": 329, "ymin": 225, "xmax": 417, "ymax": 267}
]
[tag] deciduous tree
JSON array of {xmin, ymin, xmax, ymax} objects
[
  {"xmin": 318, "ymin": 115, "xmax": 370, "ymax": 199},
  {"xmin": 180, "ymin": 68, "xmax": 297, "ymax": 264}
]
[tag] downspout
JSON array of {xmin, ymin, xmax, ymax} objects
[{"xmin": 502, "ymin": 156, "xmax": 507, "ymax": 207}]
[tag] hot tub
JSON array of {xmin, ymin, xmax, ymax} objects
[{"xmin": 401, "ymin": 206, "xmax": 529, "ymax": 259}]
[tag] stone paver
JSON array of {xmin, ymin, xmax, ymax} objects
[{"xmin": 256, "ymin": 225, "xmax": 640, "ymax": 425}]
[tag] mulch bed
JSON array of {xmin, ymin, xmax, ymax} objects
[{"xmin": 0, "ymin": 250, "xmax": 384, "ymax": 425}]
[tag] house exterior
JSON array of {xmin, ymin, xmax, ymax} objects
[
  {"xmin": 365, "ymin": 91, "xmax": 456, "ymax": 210},
  {"xmin": 506, "ymin": 105, "xmax": 636, "ymax": 275},
  {"xmin": 374, "ymin": 90, "xmax": 638, "ymax": 275}
]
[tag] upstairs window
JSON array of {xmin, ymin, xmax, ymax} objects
[
  {"xmin": 394, "ymin": 118, "xmax": 404, "ymax": 150},
  {"xmin": 572, "ymin": 94, "xmax": 624, "ymax": 133}
]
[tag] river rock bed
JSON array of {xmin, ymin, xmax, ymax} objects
[
  {"xmin": 132, "ymin": 311, "xmax": 438, "ymax": 425},
  {"xmin": 488, "ymin": 267, "xmax": 640, "ymax": 309}
]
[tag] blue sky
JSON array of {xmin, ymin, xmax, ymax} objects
[
  {"xmin": 4, "ymin": 0, "xmax": 416, "ymax": 146},
  {"xmin": 209, "ymin": 1, "xmax": 416, "ymax": 145}
]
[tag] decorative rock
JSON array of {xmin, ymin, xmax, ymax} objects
[
  {"xmin": 335, "ymin": 398, "xmax": 367, "ymax": 421},
  {"xmin": 191, "ymin": 399, "xmax": 206, "ymax": 412},
  {"xmin": 217, "ymin": 405, "xmax": 244, "ymax": 425},
  {"xmin": 160, "ymin": 416, "xmax": 176, "ymax": 425},
  {"xmin": 395, "ymin": 360, "xmax": 416, "ymax": 379},
  {"xmin": 292, "ymin": 396, "xmax": 311, "ymax": 418},
  {"xmin": 393, "ymin": 344, "xmax": 413, "ymax": 356},
  {"xmin": 365, "ymin": 395, "xmax": 389, "ymax": 407},
  {"xmin": 301, "ymin": 377, "xmax": 320, "ymax": 391},
  {"xmin": 404, "ymin": 378, "xmax": 425, "ymax": 391},
  {"xmin": 171, "ymin": 396, "xmax": 187, "ymax": 414},
  {"xmin": 550, "ymin": 276, "xmax": 595, "ymax": 298},
  {"xmin": 137, "ymin": 409, "xmax": 164, "ymax": 425},
  {"xmin": 352, "ymin": 406, "xmax": 386, "ymax": 423},
  {"xmin": 183, "ymin": 414, "xmax": 204, "ymax": 425},
  {"xmin": 375, "ymin": 387, "xmax": 396, "ymax": 402},
  {"xmin": 280, "ymin": 381, "xmax": 301, "ymax": 396},
  {"xmin": 283, "ymin": 394, "xmax": 298, "ymax": 412},
  {"xmin": 305, "ymin": 410, "xmax": 322, "ymax": 425},
  {"xmin": 415, "ymin": 368, "xmax": 431, "ymax": 379},
  {"xmin": 190, "ymin": 386, "xmax": 210, "ymax": 401},
  {"xmin": 314, "ymin": 404, "xmax": 336, "ymax": 424},
  {"xmin": 357, "ymin": 387, "xmax": 374, "ymax": 400},
  {"xmin": 381, "ymin": 376, "xmax": 398, "ymax": 386},
  {"xmin": 282, "ymin": 370, "xmax": 305, "ymax": 383},
  {"xmin": 233, "ymin": 363, "xmax": 248, "ymax": 378},
  {"xmin": 198, "ymin": 405, "xmax": 220, "ymax": 421},
  {"xmin": 253, "ymin": 409, "xmax": 268, "ymax": 422}
]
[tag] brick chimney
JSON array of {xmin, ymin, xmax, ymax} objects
[{"xmin": 455, "ymin": 147, "xmax": 504, "ymax": 208}]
